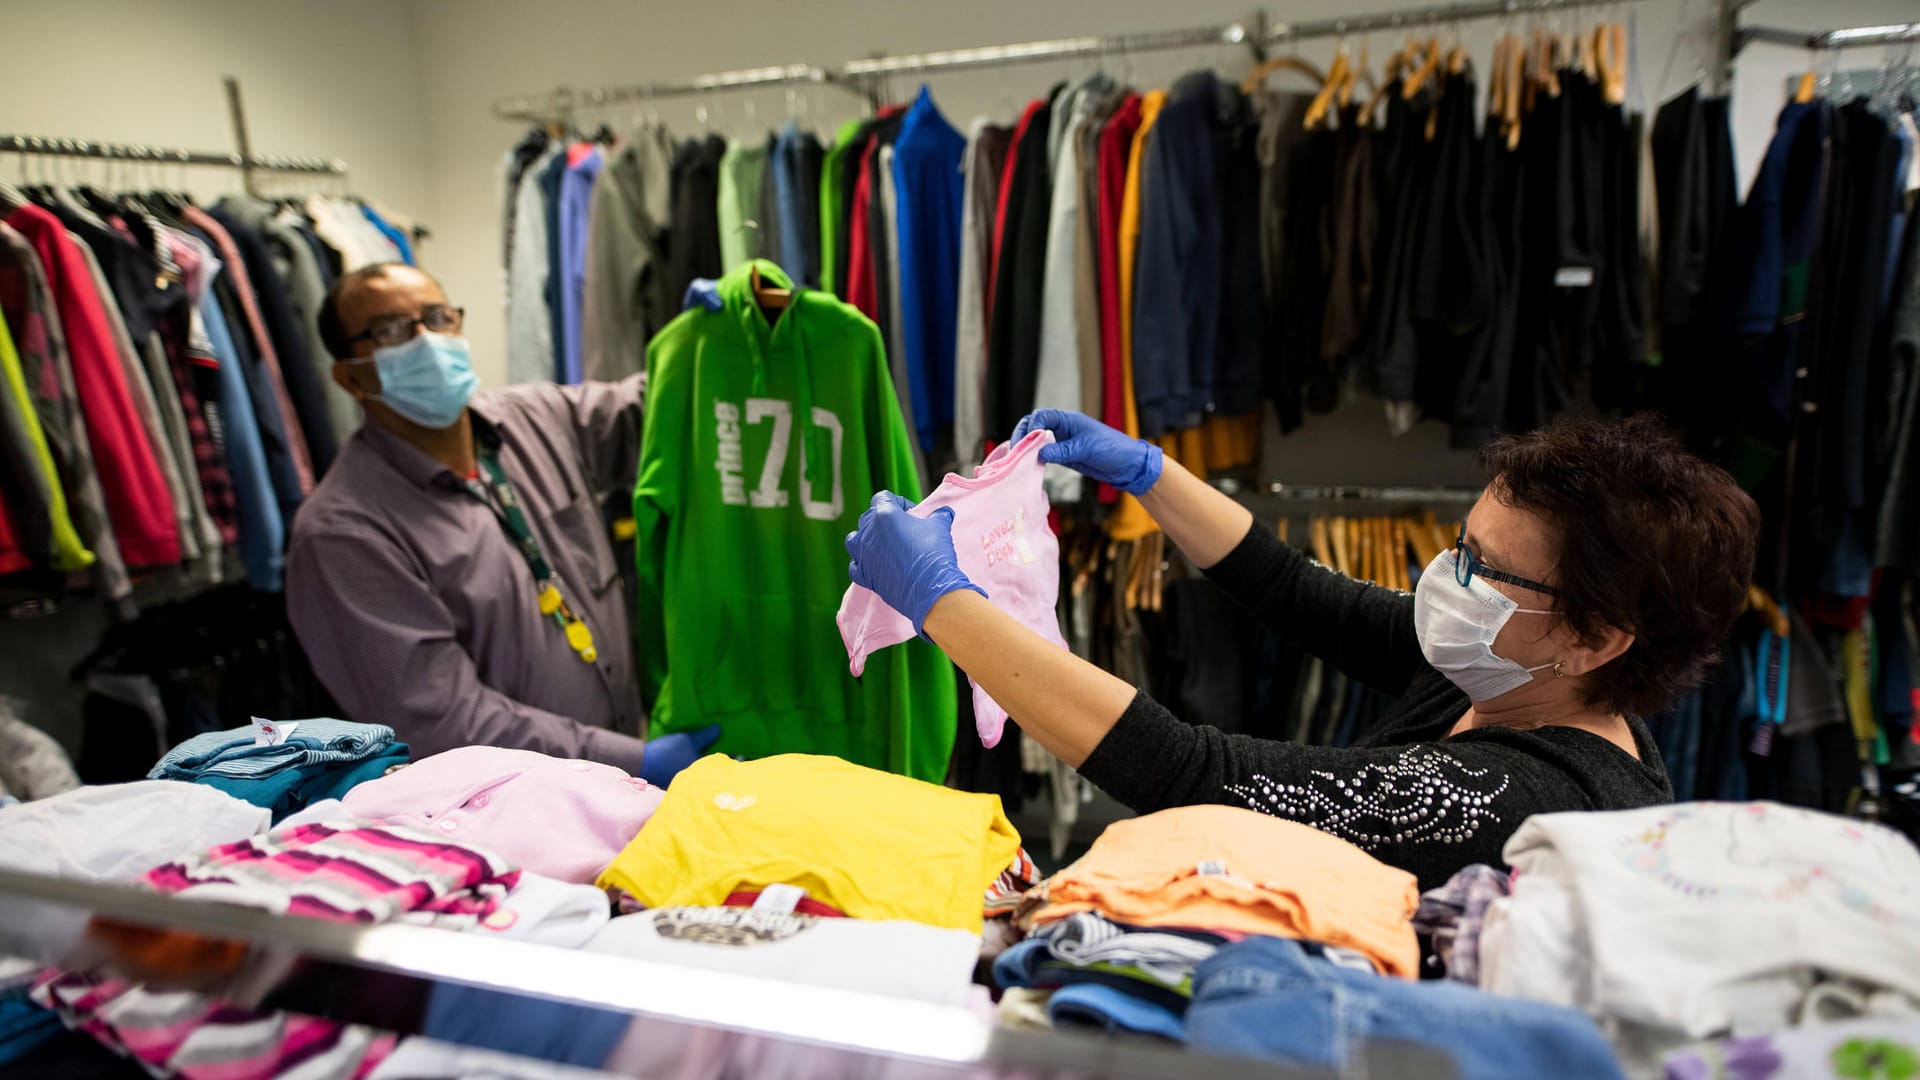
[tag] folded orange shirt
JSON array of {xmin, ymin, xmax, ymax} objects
[{"xmin": 1021, "ymin": 805, "xmax": 1420, "ymax": 978}]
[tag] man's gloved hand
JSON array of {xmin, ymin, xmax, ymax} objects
[
  {"xmin": 1012, "ymin": 409, "xmax": 1163, "ymax": 495},
  {"xmin": 639, "ymin": 724, "xmax": 721, "ymax": 787},
  {"xmin": 845, "ymin": 492, "xmax": 986, "ymax": 639}
]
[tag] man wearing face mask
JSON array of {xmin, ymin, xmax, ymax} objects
[
  {"xmin": 844, "ymin": 409, "xmax": 1762, "ymax": 890},
  {"xmin": 285, "ymin": 263, "xmax": 718, "ymax": 787}
]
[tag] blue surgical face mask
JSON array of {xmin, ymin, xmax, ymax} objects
[{"xmin": 350, "ymin": 331, "xmax": 478, "ymax": 430}]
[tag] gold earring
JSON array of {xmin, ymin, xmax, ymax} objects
[{"xmin": 1553, "ymin": 661, "xmax": 1565, "ymax": 678}]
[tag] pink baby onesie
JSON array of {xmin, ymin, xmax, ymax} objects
[{"xmin": 837, "ymin": 430, "xmax": 1067, "ymax": 748}]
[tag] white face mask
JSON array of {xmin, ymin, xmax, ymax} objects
[{"xmin": 1414, "ymin": 549, "xmax": 1558, "ymax": 701}]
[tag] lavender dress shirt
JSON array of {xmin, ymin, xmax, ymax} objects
[{"xmin": 286, "ymin": 375, "xmax": 648, "ymax": 772}]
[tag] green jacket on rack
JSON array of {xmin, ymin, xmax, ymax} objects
[{"xmin": 632, "ymin": 259, "xmax": 957, "ymax": 782}]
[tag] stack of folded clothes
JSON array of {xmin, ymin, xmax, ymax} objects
[{"xmin": 146, "ymin": 718, "xmax": 408, "ymax": 821}]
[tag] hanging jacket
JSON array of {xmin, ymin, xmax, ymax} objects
[
  {"xmin": 582, "ymin": 126, "xmax": 675, "ymax": 381},
  {"xmin": 2, "ymin": 198, "xmax": 179, "ymax": 567},
  {"xmin": 632, "ymin": 260, "xmax": 957, "ymax": 781},
  {"xmin": 210, "ymin": 206, "xmax": 339, "ymax": 476},
  {"xmin": 1104, "ymin": 90, "xmax": 1167, "ymax": 543},
  {"xmin": 953, "ymin": 121, "xmax": 1011, "ymax": 472},
  {"xmin": 819, "ymin": 118, "xmax": 867, "ymax": 297},
  {"xmin": 985, "ymin": 89, "xmax": 1060, "ymax": 442},
  {"xmin": 666, "ymin": 134, "xmax": 726, "ymax": 309},
  {"xmin": 892, "ymin": 87, "xmax": 968, "ymax": 453},
  {"xmin": 1131, "ymin": 71, "xmax": 1228, "ymax": 437}
]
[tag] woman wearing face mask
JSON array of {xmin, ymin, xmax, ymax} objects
[{"xmin": 845, "ymin": 410, "xmax": 1760, "ymax": 889}]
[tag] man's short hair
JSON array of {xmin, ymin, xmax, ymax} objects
[{"xmin": 317, "ymin": 262, "xmax": 433, "ymax": 360}]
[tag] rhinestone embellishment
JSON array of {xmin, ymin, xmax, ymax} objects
[{"xmin": 1225, "ymin": 747, "xmax": 1511, "ymax": 850}]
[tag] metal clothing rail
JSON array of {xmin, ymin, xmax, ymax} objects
[
  {"xmin": 492, "ymin": 63, "xmax": 840, "ymax": 122},
  {"xmin": 0, "ymin": 133, "xmax": 346, "ymax": 175},
  {"xmin": 1262, "ymin": 483, "xmax": 1483, "ymax": 503},
  {"xmin": 1261, "ymin": 0, "xmax": 1647, "ymax": 45},
  {"xmin": 1735, "ymin": 22, "xmax": 1920, "ymax": 53},
  {"xmin": 840, "ymin": 22, "xmax": 1252, "ymax": 79}
]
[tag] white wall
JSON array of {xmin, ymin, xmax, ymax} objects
[{"xmin": 0, "ymin": 0, "xmax": 433, "ymax": 221}]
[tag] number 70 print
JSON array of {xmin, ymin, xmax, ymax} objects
[{"xmin": 714, "ymin": 397, "xmax": 844, "ymax": 521}]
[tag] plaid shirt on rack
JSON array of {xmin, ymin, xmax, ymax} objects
[{"xmin": 157, "ymin": 224, "xmax": 239, "ymax": 544}]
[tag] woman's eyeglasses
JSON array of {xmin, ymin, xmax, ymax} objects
[{"xmin": 1454, "ymin": 529, "xmax": 1561, "ymax": 596}]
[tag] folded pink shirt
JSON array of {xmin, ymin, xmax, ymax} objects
[
  {"xmin": 838, "ymin": 430, "xmax": 1067, "ymax": 748},
  {"xmin": 341, "ymin": 746, "xmax": 664, "ymax": 884}
]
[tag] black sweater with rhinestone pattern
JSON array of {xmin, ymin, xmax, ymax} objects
[{"xmin": 1077, "ymin": 521, "xmax": 1674, "ymax": 891}]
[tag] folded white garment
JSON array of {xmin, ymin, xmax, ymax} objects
[
  {"xmin": 0, "ymin": 780, "xmax": 268, "ymax": 882},
  {"xmin": 1487, "ymin": 802, "xmax": 1920, "ymax": 1046},
  {"xmin": 585, "ymin": 908, "xmax": 981, "ymax": 1008}
]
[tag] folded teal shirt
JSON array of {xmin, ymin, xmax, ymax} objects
[
  {"xmin": 149, "ymin": 718, "xmax": 398, "ymax": 782},
  {"xmin": 199, "ymin": 743, "xmax": 411, "ymax": 822}
]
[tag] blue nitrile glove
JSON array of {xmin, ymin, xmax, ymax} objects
[
  {"xmin": 682, "ymin": 279, "xmax": 723, "ymax": 311},
  {"xmin": 845, "ymin": 491, "xmax": 987, "ymax": 640},
  {"xmin": 639, "ymin": 724, "xmax": 721, "ymax": 787},
  {"xmin": 1012, "ymin": 409, "xmax": 1163, "ymax": 495}
]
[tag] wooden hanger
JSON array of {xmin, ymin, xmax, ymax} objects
[
  {"xmin": 1311, "ymin": 516, "xmax": 1333, "ymax": 569},
  {"xmin": 1242, "ymin": 53, "xmax": 1330, "ymax": 96},
  {"xmin": 1367, "ymin": 511, "xmax": 1382, "ymax": 580},
  {"xmin": 1123, "ymin": 537, "xmax": 1145, "ymax": 612},
  {"xmin": 1342, "ymin": 44, "xmax": 1372, "ymax": 108},
  {"xmin": 1377, "ymin": 518, "xmax": 1394, "ymax": 591},
  {"xmin": 1392, "ymin": 518, "xmax": 1411, "ymax": 592},
  {"xmin": 1529, "ymin": 29, "xmax": 1562, "ymax": 101},
  {"xmin": 1598, "ymin": 23, "xmax": 1628, "ymax": 104},
  {"xmin": 1330, "ymin": 517, "xmax": 1351, "ymax": 578},
  {"xmin": 1304, "ymin": 47, "xmax": 1353, "ymax": 130},
  {"xmin": 1390, "ymin": 515, "xmax": 1405, "ymax": 588},
  {"xmin": 1403, "ymin": 37, "xmax": 1445, "ymax": 99},
  {"xmin": 1490, "ymin": 36, "xmax": 1510, "ymax": 123},
  {"xmin": 1578, "ymin": 22, "xmax": 1599, "ymax": 79},
  {"xmin": 1446, "ymin": 34, "xmax": 1472, "ymax": 77},
  {"xmin": 1746, "ymin": 585, "xmax": 1791, "ymax": 637},
  {"xmin": 1144, "ymin": 530, "xmax": 1159, "ymax": 614},
  {"xmin": 750, "ymin": 263, "xmax": 791, "ymax": 309},
  {"xmin": 1360, "ymin": 47, "xmax": 1408, "ymax": 128},
  {"xmin": 1504, "ymin": 33, "xmax": 1526, "ymax": 148},
  {"xmin": 1429, "ymin": 518, "xmax": 1456, "ymax": 567},
  {"xmin": 1793, "ymin": 70, "xmax": 1818, "ymax": 104},
  {"xmin": 1374, "ymin": 518, "xmax": 1391, "ymax": 587},
  {"xmin": 1277, "ymin": 516, "xmax": 1290, "ymax": 544}
]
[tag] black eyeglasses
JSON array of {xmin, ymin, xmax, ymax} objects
[
  {"xmin": 1454, "ymin": 529, "xmax": 1561, "ymax": 596},
  {"xmin": 348, "ymin": 304, "xmax": 465, "ymax": 349}
]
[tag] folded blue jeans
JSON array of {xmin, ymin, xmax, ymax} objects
[{"xmin": 1187, "ymin": 937, "xmax": 1623, "ymax": 1080}]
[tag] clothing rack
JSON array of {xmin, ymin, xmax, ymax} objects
[
  {"xmin": 1259, "ymin": 0, "xmax": 1646, "ymax": 46},
  {"xmin": 1734, "ymin": 22, "xmax": 1920, "ymax": 54},
  {"xmin": 839, "ymin": 22, "xmax": 1253, "ymax": 80},
  {"xmin": 494, "ymin": 0, "xmax": 1656, "ymax": 123},
  {"xmin": 492, "ymin": 64, "xmax": 848, "ymax": 123},
  {"xmin": 0, "ymin": 134, "xmax": 347, "ymax": 177},
  {"xmin": 1715, "ymin": 0, "xmax": 1920, "ymax": 93},
  {"xmin": 1262, "ymin": 483, "xmax": 1483, "ymax": 504}
]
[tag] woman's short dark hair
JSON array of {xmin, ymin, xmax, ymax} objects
[{"xmin": 1479, "ymin": 413, "xmax": 1761, "ymax": 718}]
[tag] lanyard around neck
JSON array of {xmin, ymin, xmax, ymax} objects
[{"xmin": 460, "ymin": 449, "xmax": 598, "ymax": 664}]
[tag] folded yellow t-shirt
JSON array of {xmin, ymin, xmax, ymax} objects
[{"xmin": 598, "ymin": 754, "xmax": 1021, "ymax": 932}]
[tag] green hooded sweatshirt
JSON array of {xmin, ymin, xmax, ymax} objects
[{"xmin": 633, "ymin": 259, "xmax": 957, "ymax": 781}]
